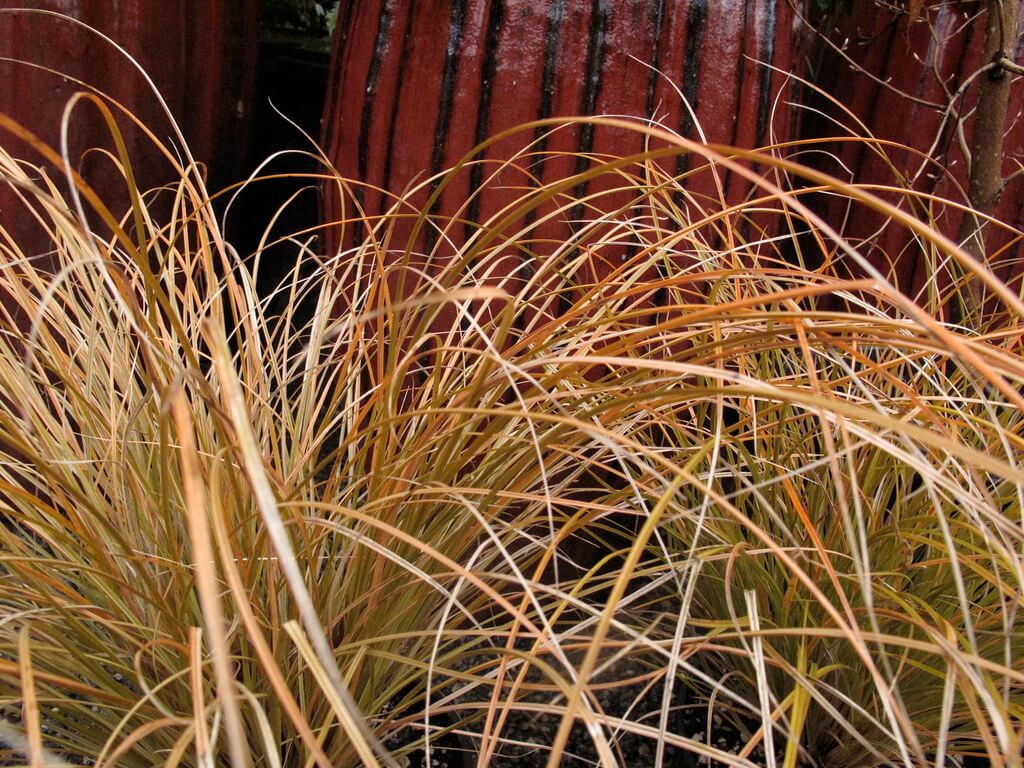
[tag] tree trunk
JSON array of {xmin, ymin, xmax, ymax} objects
[{"xmin": 955, "ymin": 0, "xmax": 1021, "ymax": 323}]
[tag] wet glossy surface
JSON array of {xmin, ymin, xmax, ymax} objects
[
  {"xmin": 322, "ymin": 0, "xmax": 806, "ymax": 285},
  {"xmin": 0, "ymin": 2, "xmax": 258, "ymax": 254},
  {"xmin": 809, "ymin": 3, "xmax": 1024, "ymax": 296}
]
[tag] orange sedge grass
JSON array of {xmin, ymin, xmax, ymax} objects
[{"xmin": 0, "ymin": 44, "xmax": 1022, "ymax": 768}]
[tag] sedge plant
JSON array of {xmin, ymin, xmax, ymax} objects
[{"xmin": 0, "ymin": 66, "xmax": 1021, "ymax": 768}]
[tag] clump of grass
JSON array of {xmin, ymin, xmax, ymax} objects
[{"xmin": 0, "ymin": 83, "xmax": 1022, "ymax": 768}]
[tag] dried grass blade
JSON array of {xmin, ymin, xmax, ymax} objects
[
  {"xmin": 188, "ymin": 627, "xmax": 211, "ymax": 766},
  {"xmin": 206, "ymin": 458, "xmax": 335, "ymax": 768},
  {"xmin": 18, "ymin": 627, "xmax": 44, "ymax": 768},
  {"xmin": 283, "ymin": 621, "xmax": 383, "ymax": 768},
  {"xmin": 746, "ymin": 591, "xmax": 778, "ymax": 768},
  {"xmin": 171, "ymin": 390, "xmax": 250, "ymax": 766},
  {"xmin": 206, "ymin": 321, "xmax": 397, "ymax": 767}
]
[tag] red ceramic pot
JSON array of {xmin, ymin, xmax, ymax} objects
[
  {"xmin": 321, "ymin": 0, "xmax": 809, "ymax": 301},
  {"xmin": 0, "ymin": 2, "xmax": 258, "ymax": 256},
  {"xmin": 807, "ymin": 1, "xmax": 1024, "ymax": 302}
]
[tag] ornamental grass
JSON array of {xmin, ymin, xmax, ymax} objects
[{"xmin": 0, "ymin": 68, "xmax": 1021, "ymax": 768}]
